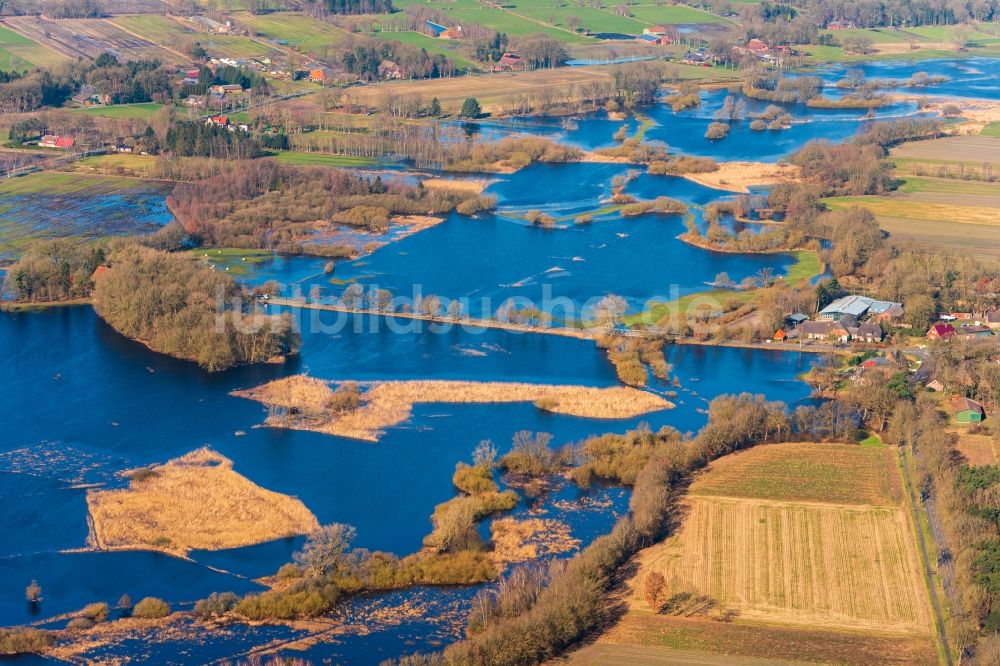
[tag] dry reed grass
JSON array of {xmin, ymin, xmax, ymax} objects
[
  {"xmin": 86, "ymin": 448, "xmax": 319, "ymax": 556},
  {"xmin": 421, "ymin": 178, "xmax": 489, "ymax": 194},
  {"xmin": 234, "ymin": 375, "xmax": 672, "ymax": 442},
  {"xmin": 490, "ymin": 517, "xmax": 580, "ymax": 565},
  {"xmin": 682, "ymin": 161, "xmax": 801, "ymax": 193}
]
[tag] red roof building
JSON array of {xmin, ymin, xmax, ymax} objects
[
  {"xmin": 747, "ymin": 38, "xmax": 769, "ymax": 53},
  {"xmin": 40, "ymin": 135, "xmax": 75, "ymax": 149},
  {"xmin": 493, "ymin": 52, "xmax": 525, "ymax": 72},
  {"xmin": 927, "ymin": 323, "xmax": 956, "ymax": 340}
]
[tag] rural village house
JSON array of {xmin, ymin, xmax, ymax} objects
[{"xmin": 927, "ymin": 323, "xmax": 956, "ymax": 340}]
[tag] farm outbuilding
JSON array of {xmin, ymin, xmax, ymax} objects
[{"xmin": 950, "ymin": 395, "xmax": 985, "ymax": 423}]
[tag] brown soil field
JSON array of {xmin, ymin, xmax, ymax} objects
[
  {"xmin": 877, "ymin": 215, "xmax": 1000, "ymax": 261},
  {"xmin": 892, "ymin": 135, "xmax": 1000, "ymax": 162},
  {"xmin": 952, "ymin": 428, "xmax": 998, "ymax": 466},
  {"xmin": 635, "ymin": 495, "xmax": 934, "ymax": 634},
  {"xmin": 573, "ymin": 614, "xmax": 938, "ymax": 665},
  {"xmin": 682, "ymin": 162, "xmax": 800, "ymax": 193},
  {"xmin": 86, "ymin": 448, "xmax": 319, "ymax": 556},
  {"xmin": 689, "ymin": 442, "xmax": 902, "ymax": 506},
  {"xmin": 235, "ymin": 375, "xmax": 672, "ymax": 441},
  {"xmin": 4, "ymin": 16, "xmax": 183, "ymax": 63}
]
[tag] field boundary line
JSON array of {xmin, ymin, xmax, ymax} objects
[
  {"xmin": 899, "ymin": 444, "xmax": 953, "ymax": 665},
  {"xmin": 683, "ymin": 492, "xmax": 901, "ymax": 511}
]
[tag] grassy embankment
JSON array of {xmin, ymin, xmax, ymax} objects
[
  {"xmin": 823, "ymin": 135, "xmax": 1000, "ymax": 260},
  {"xmin": 572, "ymin": 442, "xmax": 940, "ymax": 665},
  {"xmin": 624, "ymin": 249, "xmax": 822, "ymax": 327},
  {"xmin": 234, "ymin": 375, "xmax": 673, "ymax": 441}
]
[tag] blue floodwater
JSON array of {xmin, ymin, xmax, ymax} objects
[
  {"xmin": 0, "ymin": 190, "xmax": 172, "ymax": 262},
  {"xmin": 232, "ymin": 162, "xmax": 794, "ymax": 319},
  {"xmin": 0, "ymin": 303, "xmax": 815, "ymax": 640},
  {"xmin": 812, "ymin": 57, "xmax": 1000, "ymax": 101},
  {"xmin": 13, "ymin": 56, "xmax": 980, "ymax": 661}
]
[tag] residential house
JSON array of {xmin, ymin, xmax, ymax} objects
[
  {"xmin": 747, "ymin": 38, "xmax": 769, "ymax": 54},
  {"xmin": 985, "ymin": 309, "xmax": 1000, "ymax": 330},
  {"xmin": 378, "ymin": 60, "xmax": 403, "ymax": 80},
  {"xmin": 926, "ymin": 379, "xmax": 946, "ymax": 392},
  {"xmin": 207, "ymin": 115, "xmax": 230, "ymax": 127},
  {"xmin": 927, "ymin": 323, "xmax": 956, "ymax": 341},
  {"xmin": 644, "ymin": 25, "xmax": 669, "ymax": 36},
  {"xmin": 682, "ymin": 51, "xmax": 709, "ymax": 66},
  {"xmin": 773, "ymin": 328, "xmax": 787, "ymax": 341},
  {"xmin": 114, "ymin": 142, "xmax": 134, "ymax": 153},
  {"xmin": 492, "ymin": 52, "xmax": 525, "ymax": 72},
  {"xmin": 799, "ymin": 320, "xmax": 850, "ymax": 343},
  {"xmin": 950, "ymin": 395, "xmax": 985, "ymax": 423},
  {"xmin": 850, "ymin": 322, "xmax": 883, "ymax": 343},
  {"xmin": 39, "ymin": 135, "xmax": 75, "ymax": 149},
  {"xmin": 309, "ymin": 68, "xmax": 330, "ymax": 83},
  {"xmin": 209, "ymin": 84, "xmax": 243, "ymax": 95},
  {"xmin": 72, "ymin": 85, "xmax": 96, "ymax": 104}
]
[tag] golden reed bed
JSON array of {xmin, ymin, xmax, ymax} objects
[
  {"xmin": 86, "ymin": 448, "xmax": 319, "ymax": 556},
  {"xmin": 683, "ymin": 161, "xmax": 801, "ymax": 193},
  {"xmin": 234, "ymin": 375, "xmax": 673, "ymax": 442}
]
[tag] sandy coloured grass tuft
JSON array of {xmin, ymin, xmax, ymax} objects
[
  {"xmin": 86, "ymin": 448, "xmax": 319, "ymax": 556},
  {"xmin": 490, "ymin": 517, "xmax": 580, "ymax": 565},
  {"xmin": 682, "ymin": 161, "xmax": 801, "ymax": 193},
  {"xmin": 234, "ymin": 375, "xmax": 672, "ymax": 442}
]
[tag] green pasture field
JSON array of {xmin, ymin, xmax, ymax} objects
[
  {"xmin": 0, "ymin": 25, "xmax": 67, "ymax": 70},
  {"xmin": 234, "ymin": 12, "xmax": 350, "ymax": 53},
  {"xmin": 72, "ymin": 103, "xmax": 164, "ymax": 120}
]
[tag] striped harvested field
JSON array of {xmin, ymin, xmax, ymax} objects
[
  {"xmin": 633, "ymin": 443, "xmax": 933, "ymax": 637},
  {"xmin": 638, "ymin": 495, "xmax": 933, "ymax": 634}
]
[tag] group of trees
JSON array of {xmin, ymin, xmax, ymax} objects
[
  {"xmin": 164, "ymin": 120, "xmax": 263, "ymax": 159},
  {"xmin": 1, "ymin": 240, "xmax": 105, "ymax": 302},
  {"xmin": 92, "ymin": 244, "xmax": 300, "ymax": 371},
  {"xmin": 166, "ymin": 161, "xmax": 482, "ymax": 250},
  {"xmin": 338, "ymin": 39, "xmax": 456, "ymax": 81},
  {"xmin": 0, "ymin": 54, "xmax": 174, "ymax": 114}
]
